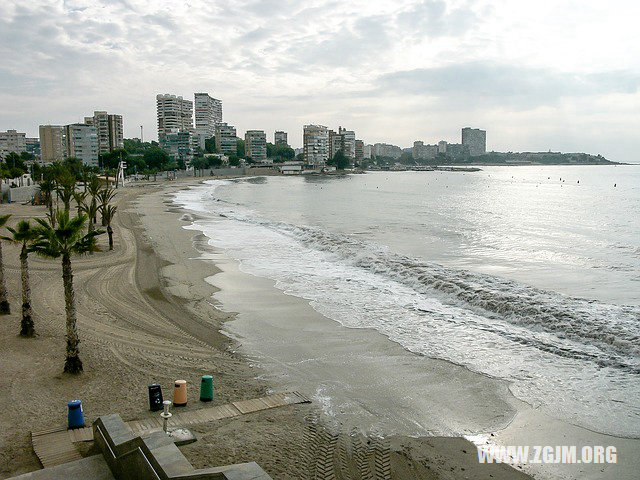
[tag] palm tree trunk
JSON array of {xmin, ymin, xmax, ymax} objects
[
  {"xmin": 20, "ymin": 244, "xmax": 34, "ymax": 337},
  {"xmin": 101, "ymin": 208, "xmax": 107, "ymax": 227},
  {"xmin": 62, "ymin": 253, "xmax": 82, "ymax": 373},
  {"xmin": 0, "ymin": 240, "xmax": 10, "ymax": 314},
  {"xmin": 107, "ymin": 225, "xmax": 113, "ymax": 250},
  {"xmin": 48, "ymin": 200, "xmax": 56, "ymax": 228}
]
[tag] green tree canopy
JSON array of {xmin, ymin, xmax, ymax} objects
[{"xmin": 143, "ymin": 147, "xmax": 170, "ymax": 170}]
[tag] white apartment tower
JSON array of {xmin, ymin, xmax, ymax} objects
[
  {"xmin": 156, "ymin": 94, "xmax": 194, "ymax": 141},
  {"xmin": 303, "ymin": 125, "xmax": 329, "ymax": 167},
  {"xmin": 64, "ymin": 123, "xmax": 99, "ymax": 167},
  {"xmin": 0, "ymin": 129, "xmax": 27, "ymax": 159},
  {"xmin": 84, "ymin": 111, "xmax": 123, "ymax": 153},
  {"xmin": 194, "ymin": 93, "xmax": 222, "ymax": 150},
  {"xmin": 339, "ymin": 126, "xmax": 356, "ymax": 160}
]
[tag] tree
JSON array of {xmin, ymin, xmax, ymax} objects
[
  {"xmin": 143, "ymin": 147, "xmax": 170, "ymax": 170},
  {"xmin": 31, "ymin": 211, "xmax": 104, "ymax": 373},
  {"xmin": 236, "ymin": 138, "xmax": 245, "ymax": 158},
  {"xmin": 205, "ymin": 137, "xmax": 216, "ymax": 153},
  {"xmin": 3, "ymin": 221, "xmax": 37, "ymax": 337},
  {"xmin": 38, "ymin": 179, "xmax": 56, "ymax": 226},
  {"xmin": 328, "ymin": 149, "xmax": 349, "ymax": 170},
  {"xmin": 96, "ymin": 187, "xmax": 116, "ymax": 226},
  {"xmin": 80, "ymin": 199, "xmax": 100, "ymax": 239},
  {"xmin": 100, "ymin": 149, "xmax": 128, "ymax": 170},
  {"xmin": 0, "ymin": 214, "xmax": 11, "ymax": 314},
  {"xmin": 86, "ymin": 175, "xmax": 102, "ymax": 224},
  {"xmin": 56, "ymin": 172, "xmax": 76, "ymax": 214},
  {"xmin": 73, "ymin": 191, "xmax": 87, "ymax": 217},
  {"xmin": 101, "ymin": 205, "xmax": 118, "ymax": 250}
]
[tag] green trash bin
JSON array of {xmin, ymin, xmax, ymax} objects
[{"xmin": 200, "ymin": 375, "xmax": 214, "ymax": 402}]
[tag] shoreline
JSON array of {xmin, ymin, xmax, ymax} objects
[
  {"xmin": 166, "ymin": 175, "xmax": 640, "ymax": 479},
  {"xmin": 2, "ymin": 174, "xmax": 632, "ymax": 479}
]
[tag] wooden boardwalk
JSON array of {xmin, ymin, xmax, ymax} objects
[{"xmin": 30, "ymin": 391, "xmax": 310, "ymax": 468}]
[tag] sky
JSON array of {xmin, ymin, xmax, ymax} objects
[{"xmin": 1, "ymin": 0, "xmax": 639, "ymax": 162}]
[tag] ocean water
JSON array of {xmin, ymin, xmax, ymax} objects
[{"xmin": 173, "ymin": 166, "xmax": 640, "ymax": 437}]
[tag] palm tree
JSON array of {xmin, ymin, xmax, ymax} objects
[
  {"xmin": 80, "ymin": 199, "xmax": 100, "ymax": 236},
  {"xmin": 31, "ymin": 211, "xmax": 104, "ymax": 373},
  {"xmin": 39, "ymin": 179, "xmax": 56, "ymax": 226},
  {"xmin": 3, "ymin": 221, "xmax": 37, "ymax": 336},
  {"xmin": 101, "ymin": 205, "xmax": 118, "ymax": 250},
  {"xmin": 0, "ymin": 214, "xmax": 11, "ymax": 314},
  {"xmin": 86, "ymin": 176, "xmax": 101, "ymax": 224},
  {"xmin": 73, "ymin": 191, "xmax": 87, "ymax": 218},
  {"xmin": 56, "ymin": 173, "xmax": 76, "ymax": 214},
  {"xmin": 96, "ymin": 187, "xmax": 116, "ymax": 226}
]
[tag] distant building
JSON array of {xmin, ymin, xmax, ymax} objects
[
  {"xmin": 438, "ymin": 140, "xmax": 447, "ymax": 154},
  {"xmin": 245, "ymin": 130, "xmax": 267, "ymax": 163},
  {"xmin": 372, "ymin": 143, "xmax": 402, "ymax": 159},
  {"xmin": 339, "ymin": 127, "xmax": 356, "ymax": 160},
  {"xmin": 25, "ymin": 138, "xmax": 40, "ymax": 157},
  {"xmin": 156, "ymin": 94, "xmax": 194, "ymax": 142},
  {"xmin": 274, "ymin": 130, "xmax": 288, "ymax": 146},
  {"xmin": 328, "ymin": 129, "xmax": 343, "ymax": 160},
  {"xmin": 194, "ymin": 93, "xmax": 222, "ymax": 150},
  {"xmin": 355, "ymin": 140, "xmax": 364, "ymax": 164},
  {"xmin": 215, "ymin": 123, "xmax": 237, "ymax": 155},
  {"xmin": 39, "ymin": 125, "xmax": 66, "ymax": 163},
  {"xmin": 446, "ymin": 143, "xmax": 470, "ymax": 160},
  {"xmin": 303, "ymin": 124, "xmax": 329, "ymax": 167},
  {"xmin": 462, "ymin": 127, "xmax": 486, "ymax": 156},
  {"xmin": 84, "ymin": 111, "xmax": 123, "ymax": 153},
  {"xmin": 0, "ymin": 129, "xmax": 26, "ymax": 159},
  {"xmin": 363, "ymin": 144, "xmax": 372, "ymax": 159},
  {"xmin": 161, "ymin": 129, "xmax": 193, "ymax": 165},
  {"xmin": 413, "ymin": 141, "xmax": 437, "ymax": 160},
  {"xmin": 64, "ymin": 123, "xmax": 99, "ymax": 167}
]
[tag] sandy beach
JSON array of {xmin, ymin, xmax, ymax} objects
[{"xmin": 0, "ymin": 177, "xmax": 536, "ymax": 479}]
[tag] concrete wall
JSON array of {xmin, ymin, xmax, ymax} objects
[{"xmin": 8, "ymin": 185, "xmax": 39, "ymax": 203}]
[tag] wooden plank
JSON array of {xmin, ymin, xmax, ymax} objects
[{"xmin": 31, "ymin": 430, "xmax": 82, "ymax": 468}]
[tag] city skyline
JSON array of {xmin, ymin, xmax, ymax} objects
[{"xmin": 1, "ymin": 1, "xmax": 639, "ymax": 162}]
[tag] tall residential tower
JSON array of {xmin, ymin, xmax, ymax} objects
[{"xmin": 194, "ymin": 93, "xmax": 222, "ymax": 150}]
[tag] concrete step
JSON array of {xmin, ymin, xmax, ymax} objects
[{"xmin": 6, "ymin": 455, "xmax": 115, "ymax": 480}]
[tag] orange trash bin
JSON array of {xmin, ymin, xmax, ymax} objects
[{"xmin": 173, "ymin": 379, "xmax": 187, "ymax": 406}]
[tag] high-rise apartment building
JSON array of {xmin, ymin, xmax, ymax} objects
[
  {"xmin": 161, "ymin": 129, "xmax": 193, "ymax": 165},
  {"xmin": 372, "ymin": 143, "xmax": 402, "ymax": 159},
  {"xmin": 0, "ymin": 129, "xmax": 27, "ymax": 159},
  {"xmin": 194, "ymin": 93, "xmax": 222, "ymax": 150},
  {"xmin": 355, "ymin": 140, "xmax": 364, "ymax": 164},
  {"xmin": 413, "ymin": 141, "xmax": 438, "ymax": 160},
  {"xmin": 245, "ymin": 130, "xmax": 267, "ymax": 162},
  {"xmin": 461, "ymin": 127, "xmax": 486, "ymax": 156},
  {"xmin": 64, "ymin": 123, "xmax": 99, "ymax": 167},
  {"xmin": 215, "ymin": 123, "xmax": 237, "ymax": 155},
  {"xmin": 39, "ymin": 125, "xmax": 66, "ymax": 163},
  {"xmin": 156, "ymin": 94, "xmax": 194, "ymax": 141},
  {"xmin": 339, "ymin": 127, "xmax": 356, "ymax": 160},
  {"xmin": 303, "ymin": 125, "xmax": 329, "ymax": 167},
  {"xmin": 274, "ymin": 131, "xmax": 288, "ymax": 146},
  {"xmin": 328, "ymin": 129, "xmax": 343, "ymax": 160},
  {"xmin": 85, "ymin": 111, "xmax": 123, "ymax": 153},
  {"xmin": 438, "ymin": 140, "xmax": 448, "ymax": 154}
]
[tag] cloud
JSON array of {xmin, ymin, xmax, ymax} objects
[{"xmin": 372, "ymin": 63, "xmax": 640, "ymax": 109}]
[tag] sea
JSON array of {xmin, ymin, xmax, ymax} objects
[{"xmin": 173, "ymin": 165, "xmax": 640, "ymax": 438}]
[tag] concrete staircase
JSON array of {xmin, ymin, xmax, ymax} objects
[{"xmin": 8, "ymin": 414, "xmax": 273, "ymax": 480}]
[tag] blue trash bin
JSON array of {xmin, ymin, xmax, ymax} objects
[{"xmin": 68, "ymin": 400, "xmax": 85, "ymax": 429}]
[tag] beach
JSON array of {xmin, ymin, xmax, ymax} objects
[{"xmin": 0, "ymin": 176, "xmax": 538, "ymax": 479}]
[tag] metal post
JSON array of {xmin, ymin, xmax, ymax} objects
[{"xmin": 160, "ymin": 400, "xmax": 172, "ymax": 433}]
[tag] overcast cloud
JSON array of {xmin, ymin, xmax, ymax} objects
[{"xmin": 1, "ymin": 0, "xmax": 639, "ymax": 162}]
